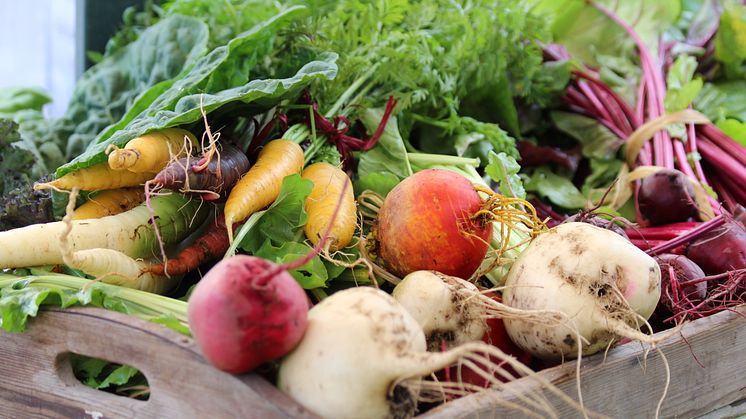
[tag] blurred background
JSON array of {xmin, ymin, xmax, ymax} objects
[{"xmin": 0, "ymin": 0, "xmax": 142, "ymax": 117}]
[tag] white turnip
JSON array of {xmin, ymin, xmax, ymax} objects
[
  {"xmin": 503, "ymin": 222, "xmax": 662, "ymax": 359},
  {"xmin": 278, "ymin": 287, "xmax": 584, "ymax": 419}
]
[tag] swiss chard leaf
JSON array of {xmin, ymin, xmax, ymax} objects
[
  {"xmin": 551, "ymin": 111, "xmax": 623, "ymax": 160},
  {"xmin": 60, "ymin": 15, "xmax": 210, "ymax": 159},
  {"xmin": 59, "ymin": 52, "xmax": 337, "ymax": 177},
  {"xmin": 524, "ymin": 166, "xmax": 586, "ymax": 209},
  {"xmin": 357, "ymin": 109, "xmax": 412, "ymax": 180}
]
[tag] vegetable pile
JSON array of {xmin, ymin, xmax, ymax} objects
[{"xmin": 1, "ymin": 0, "xmax": 745, "ymax": 416}]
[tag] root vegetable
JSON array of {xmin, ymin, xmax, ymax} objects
[
  {"xmin": 374, "ymin": 169, "xmax": 541, "ymax": 280},
  {"xmin": 187, "ymin": 255, "xmax": 310, "ymax": 374},
  {"xmin": 278, "ymin": 287, "xmax": 581, "ymax": 419},
  {"xmin": 34, "ymin": 162, "xmax": 155, "ymax": 191},
  {"xmin": 686, "ymin": 220, "xmax": 746, "ymax": 275},
  {"xmin": 224, "ymin": 139, "xmax": 304, "ymax": 242},
  {"xmin": 638, "ymin": 169, "xmax": 700, "ymax": 226},
  {"xmin": 302, "ymin": 162, "xmax": 356, "ymax": 251},
  {"xmin": 71, "ymin": 188, "xmax": 145, "ymax": 220},
  {"xmin": 654, "ymin": 254, "xmax": 706, "ymax": 317},
  {"xmin": 107, "ymin": 128, "xmax": 196, "ymax": 173},
  {"xmin": 0, "ymin": 193, "xmax": 208, "ymax": 269},
  {"xmin": 503, "ymin": 222, "xmax": 662, "ymax": 359}
]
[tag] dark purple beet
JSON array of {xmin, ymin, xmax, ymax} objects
[
  {"xmin": 654, "ymin": 254, "xmax": 707, "ymax": 314},
  {"xmin": 638, "ymin": 169, "xmax": 699, "ymax": 226},
  {"xmin": 686, "ymin": 220, "xmax": 746, "ymax": 275}
]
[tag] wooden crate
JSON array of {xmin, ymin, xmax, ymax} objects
[{"xmin": 1, "ymin": 306, "xmax": 744, "ymax": 418}]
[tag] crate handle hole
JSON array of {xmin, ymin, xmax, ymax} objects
[{"xmin": 62, "ymin": 353, "xmax": 151, "ymax": 401}]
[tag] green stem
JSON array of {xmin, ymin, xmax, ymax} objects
[
  {"xmin": 326, "ymin": 65, "xmax": 379, "ymax": 117},
  {"xmin": 310, "ymin": 287, "xmax": 329, "ymax": 302},
  {"xmin": 407, "ymin": 152, "xmax": 481, "ymax": 168},
  {"xmin": 225, "ymin": 210, "xmax": 267, "ymax": 258},
  {"xmin": 409, "ymin": 113, "xmax": 450, "ymax": 129}
]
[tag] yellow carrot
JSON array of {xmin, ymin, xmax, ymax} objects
[
  {"xmin": 302, "ymin": 163, "xmax": 356, "ymax": 251},
  {"xmin": 107, "ymin": 128, "xmax": 196, "ymax": 173},
  {"xmin": 224, "ymin": 139, "xmax": 304, "ymax": 242},
  {"xmin": 72, "ymin": 188, "xmax": 146, "ymax": 220},
  {"xmin": 34, "ymin": 162, "xmax": 154, "ymax": 191}
]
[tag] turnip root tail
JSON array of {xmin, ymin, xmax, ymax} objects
[{"xmin": 472, "ymin": 185, "xmax": 545, "ymax": 254}]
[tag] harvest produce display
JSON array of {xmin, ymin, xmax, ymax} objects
[{"xmin": 1, "ymin": 0, "xmax": 745, "ymax": 417}]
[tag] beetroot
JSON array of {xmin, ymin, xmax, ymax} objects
[
  {"xmin": 686, "ymin": 221, "xmax": 746, "ymax": 275},
  {"xmin": 654, "ymin": 254, "xmax": 707, "ymax": 315},
  {"xmin": 563, "ymin": 213, "xmax": 628, "ymax": 238},
  {"xmin": 187, "ymin": 255, "xmax": 309, "ymax": 374},
  {"xmin": 638, "ymin": 169, "xmax": 699, "ymax": 226}
]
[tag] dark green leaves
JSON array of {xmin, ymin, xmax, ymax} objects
[
  {"xmin": 524, "ymin": 167, "xmax": 586, "ymax": 209},
  {"xmin": 59, "ymin": 52, "xmax": 337, "ymax": 177},
  {"xmin": 357, "ymin": 109, "xmax": 412, "ymax": 180},
  {"xmin": 714, "ymin": 2, "xmax": 746, "ymax": 79}
]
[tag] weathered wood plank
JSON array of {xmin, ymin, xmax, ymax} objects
[
  {"xmin": 422, "ymin": 307, "xmax": 746, "ymax": 419},
  {"xmin": 0, "ymin": 307, "xmax": 316, "ymax": 419}
]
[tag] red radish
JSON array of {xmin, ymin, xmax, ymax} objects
[
  {"xmin": 374, "ymin": 169, "xmax": 540, "ymax": 279},
  {"xmin": 187, "ymin": 255, "xmax": 309, "ymax": 373}
]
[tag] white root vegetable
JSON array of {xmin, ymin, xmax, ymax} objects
[
  {"xmin": 278, "ymin": 287, "xmax": 587, "ymax": 419},
  {"xmin": 392, "ymin": 270, "xmax": 487, "ymax": 350},
  {"xmin": 503, "ymin": 222, "xmax": 662, "ymax": 359}
]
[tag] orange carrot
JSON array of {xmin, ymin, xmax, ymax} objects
[{"xmin": 144, "ymin": 214, "xmax": 231, "ymax": 277}]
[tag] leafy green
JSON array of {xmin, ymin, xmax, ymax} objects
[
  {"xmin": 524, "ymin": 166, "xmax": 586, "ymax": 209},
  {"xmin": 59, "ymin": 51, "xmax": 337, "ymax": 177},
  {"xmin": 551, "ymin": 112, "xmax": 622, "ymax": 160},
  {"xmin": 0, "ymin": 274, "xmax": 189, "ymax": 334},
  {"xmin": 0, "ymin": 119, "xmax": 53, "ymax": 230},
  {"xmin": 485, "ymin": 152, "xmax": 526, "ymax": 198},
  {"xmin": 0, "ymin": 87, "xmax": 51, "ymax": 117},
  {"xmin": 71, "ymin": 354, "xmax": 148, "ymax": 399},
  {"xmin": 696, "ymin": 81, "xmax": 746, "ymax": 122},
  {"xmin": 534, "ymin": 0, "xmax": 680, "ymax": 66},
  {"xmin": 255, "ymin": 241, "xmax": 329, "ymax": 289},
  {"xmin": 714, "ymin": 2, "xmax": 746, "ymax": 79},
  {"xmin": 236, "ymin": 174, "xmax": 313, "ymax": 252},
  {"xmin": 354, "ymin": 172, "xmax": 400, "ymax": 197},
  {"xmin": 665, "ymin": 55, "xmax": 704, "ymax": 112},
  {"xmin": 717, "ymin": 119, "xmax": 746, "ymax": 146},
  {"xmin": 357, "ymin": 109, "xmax": 412, "ymax": 180}
]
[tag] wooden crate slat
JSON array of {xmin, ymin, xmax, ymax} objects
[
  {"xmin": 0, "ymin": 307, "xmax": 316, "ymax": 419},
  {"xmin": 422, "ymin": 307, "xmax": 746, "ymax": 418}
]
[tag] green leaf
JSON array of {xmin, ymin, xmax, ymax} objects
[
  {"xmin": 59, "ymin": 15, "xmax": 211, "ymax": 159},
  {"xmin": 97, "ymin": 365, "xmax": 140, "ymax": 389},
  {"xmin": 524, "ymin": 167, "xmax": 586, "ymax": 209},
  {"xmin": 551, "ymin": 111, "xmax": 623, "ymax": 160},
  {"xmin": 70, "ymin": 355, "xmax": 109, "ymax": 387},
  {"xmin": 535, "ymin": 0, "xmax": 680, "ymax": 66},
  {"xmin": 254, "ymin": 241, "xmax": 328, "ymax": 289},
  {"xmin": 485, "ymin": 152, "xmax": 526, "ymax": 199},
  {"xmin": 714, "ymin": 3, "xmax": 746, "ymax": 78},
  {"xmin": 0, "ymin": 87, "xmax": 51, "ymax": 116},
  {"xmin": 59, "ymin": 51, "xmax": 337, "ymax": 177},
  {"xmin": 583, "ymin": 158, "xmax": 623, "ymax": 191},
  {"xmin": 695, "ymin": 81, "xmax": 746, "ymax": 122},
  {"xmin": 665, "ymin": 55, "xmax": 703, "ymax": 112},
  {"xmin": 358, "ymin": 109, "xmax": 412, "ymax": 180},
  {"xmin": 0, "ymin": 285, "xmax": 48, "ymax": 333},
  {"xmin": 237, "ymin": 174, "xmax": 313, "ymax": 251},
  {"xmin": 716, "ymin": 119, "xmax": 746, "ymax": 146},
  {"xmin": 354, "ymin": 172, "xmax": 401, "ymax": 197}
]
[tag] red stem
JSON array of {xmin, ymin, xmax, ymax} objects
[{"xmin": 645, "ymin": 215, "xmax": 725, "ymax": 255}]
